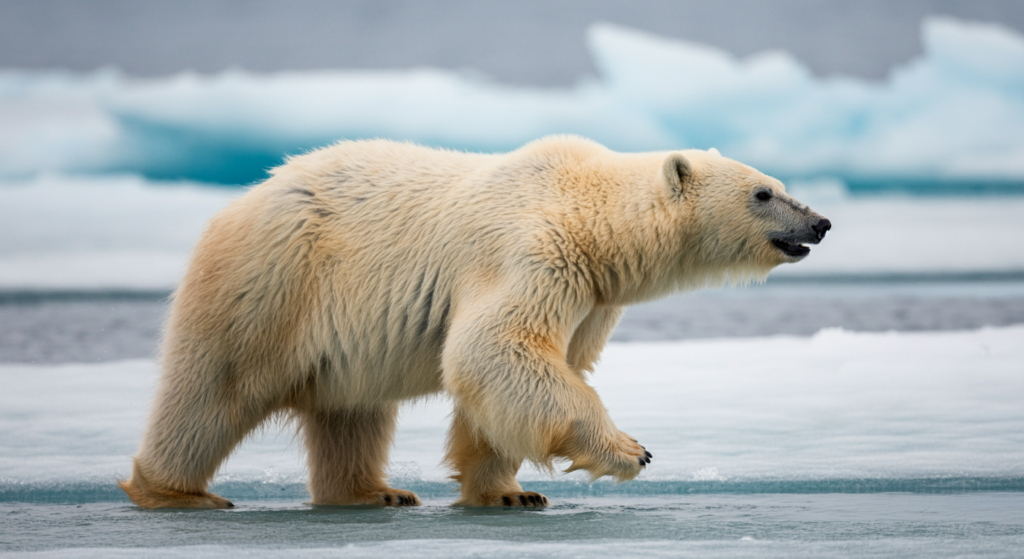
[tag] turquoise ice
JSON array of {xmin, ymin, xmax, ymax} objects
[{"xmin": 1, "ymin": 18, "xmax": 1023, "ymax": 187}]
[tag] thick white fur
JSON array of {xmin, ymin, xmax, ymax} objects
[{"xmin": 120, "ymin": 136, "xmax": 816, "ymax": 508}]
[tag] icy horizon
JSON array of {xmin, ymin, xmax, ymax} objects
[
  {"xmin": 3, "ymin": 173, "xmax": 1024, "ymax": 290},
  {"xmin": 2, "ymin": 16, "xmax": 1024, "ymax": 188}
]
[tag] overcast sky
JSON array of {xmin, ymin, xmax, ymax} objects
[{"xmin": 2, "ymin": 0, "xmax": 1023, "ymax": 86}]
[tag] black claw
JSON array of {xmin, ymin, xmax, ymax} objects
[
  {"xmin": 519, "ymin": 495, "xmax": 528, "ymax": 506},
  {"xmin": 639, "ymin": 457, "xmax": 645, "ymax": 465},
  {"xmin": 225, "ymin": 501, "xmax": 234, "ymax": 508},
  {"xmin": 645, "ymin": 450, "xmax": 652, "ymax": 458},
  {"xmin": 383, "ymin": 494, "xmax": 392, "ymax": 504},
  {"xmin": 502, "ymin": 496, "xmax": 512, "ymax": 506},
  {"xmin": 644, "ymin": 457, "xmax": 651, "ymax": 464}
]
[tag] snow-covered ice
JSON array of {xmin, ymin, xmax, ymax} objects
[
  {"xmin": 0, "ymin": 175, "xmax": 238, "ymax": 290},
  {"xmin": 2, "ymin": 326, "xmax": 1021, "ymax": 499}
]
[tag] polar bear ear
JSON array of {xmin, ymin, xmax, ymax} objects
[
  {"xmin": 708, "ymin": 147, "xmax": 721, "ymax": 156},
  {"xmin": 662, "ymin": 153, "xmax": 692, "ymax": 197}
]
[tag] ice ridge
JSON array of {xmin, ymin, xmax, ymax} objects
[{"xmin": 1, "ymin": 17, "xmax": 1023, "ymax": 189}]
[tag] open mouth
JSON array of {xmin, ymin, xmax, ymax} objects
[{"xmin": 772, "ymin": 238, "xmax": 811, "ymax": 258}]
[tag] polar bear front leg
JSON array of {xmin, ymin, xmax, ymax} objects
[
  {"xmin": 442, "ymin": 307, "xmax": 651, "ymax": 501},
  {"xmin": 445, "ymin": 409, "xmax": 548, "ymax": 507},
  {"xmin": 301, "ymin": 404, "xmax": 421, "ymax": 506}
]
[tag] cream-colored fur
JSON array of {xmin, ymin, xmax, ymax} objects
[{"xmin": 119, "ymin": 136, "xmax": 826, "ymax": 508}]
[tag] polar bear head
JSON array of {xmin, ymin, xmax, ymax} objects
[{"xmin": 660, "ymin": 148, "xmax": 831, "ymax": 284}]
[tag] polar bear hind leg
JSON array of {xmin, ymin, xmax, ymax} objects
[
  {"xmin": 118, "ymin": 364, "xmax": 278, "ymax": 509},
  {"xmin": 301, "ymin": 403, "xmax": 421, "ymax": 506}
]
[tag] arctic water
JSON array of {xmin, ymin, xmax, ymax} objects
[{"xmin": 3, "ymin": 16, "xmax": 1024, "ymax": 558}]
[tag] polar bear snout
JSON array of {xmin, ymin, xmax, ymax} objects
[
  {"xmin": 769, "ymin": 212, "xmax": 831, "ymax": 260},
  {"xmin": 812, "ymin": 218, "xmax": 831, "ymax": 241}
]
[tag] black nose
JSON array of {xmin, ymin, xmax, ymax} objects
[{"xmin": 812, "ymin": 218, "xmax": 831, "ymax": 240}]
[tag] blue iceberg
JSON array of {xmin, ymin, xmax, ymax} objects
[{"xmin": 1, "ymin": 17, "xmax": 1023, "ymax": 191}]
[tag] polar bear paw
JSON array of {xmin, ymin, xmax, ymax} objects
[
  {"xmin": 454, "ymin": 491, "xmax": 549, "ymax": 507},
  {"xmin": 498, "ymin": 491, "xmax": 549, "ymax": 507},
  {"xmin": 310, "ymin": 488, "xmax": 421, "ymax": 506},
  {"xmin": 373, "ymin": 489, "xmax": 422, "ymax": 506},
  {"xmin": 118, "ymin": 477, "xmax": 235, "ymax": 509},
  {"xmin": 565, "ymin": 431, "xmax": 652, "ymax": 483}
]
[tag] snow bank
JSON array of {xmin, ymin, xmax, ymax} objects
[
  {"xmin": 2, "ymin": 17, "xmax": 1023, "ymax": 186},
  {"xmin": 2, "ymin": 175, "xmax": 1023, "ymax": 290},
  {"xmin": 0, "ymin": 175, "xmax": 239, "ymax": 290},
  {"xmin": 2, "ymin": 327, "xmax": 1021, "ymax": 498}
]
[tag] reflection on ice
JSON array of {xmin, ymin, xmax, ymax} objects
[{"xmin": 5, "ymin": 495, "xmax": 1024, "ymax": 556}]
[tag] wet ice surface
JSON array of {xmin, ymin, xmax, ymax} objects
[{"xmin": 3, "ymin": 495, "xmax": 1024, "ymax": 557}]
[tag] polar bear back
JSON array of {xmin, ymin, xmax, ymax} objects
[{"xmin": 170, "ymin": 138, "xmax": 628, "ymax": 406}]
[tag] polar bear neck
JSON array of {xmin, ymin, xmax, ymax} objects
[
  {"xmin": 513, "ymin": 146, "xmax": 701, "ymax": 307},
  {"xmin": 514, "ymin": 142, "xmax": 769, "ymax": 307}
]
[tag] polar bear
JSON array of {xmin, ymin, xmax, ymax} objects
[{"xmin": 119, "ymin": 136, "xmax": 829, "ymax": 509}]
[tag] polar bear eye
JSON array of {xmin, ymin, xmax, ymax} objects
[{"xmin": 755, "ymin": 190, "xmax": 772, "ymax": 202}]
